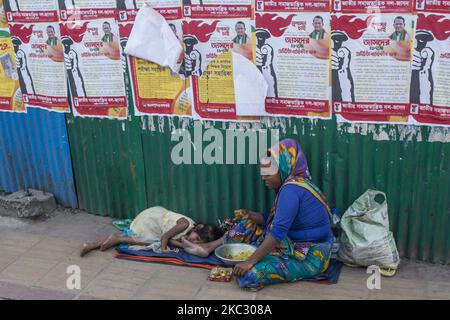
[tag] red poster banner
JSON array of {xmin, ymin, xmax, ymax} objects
[
  {"xmin": 332, "ymin": 0, "xmax": 413, "ymax": 13},
  {"xmin": 183, "ymin": 1, "xmax": 252, "ymax": 19},
  {"xmin": 414, "ymin": 0, "xmax": 450, "ymax": 13},
  {"xmin": 255, "ymin": 0, "xmax": 330, "ymax": 12}
]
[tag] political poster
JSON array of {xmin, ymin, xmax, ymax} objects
[
  {"xmin": 59, "ymin": 3, "xmax": 127, "ymax": 118},
  {"xmin": 255, "ymin": 0, "xmax": 332, "ymax": 118},
  {"xmin": 331, "ymin": 3, "xmax": 413, "ymax": 123},
  {"xmin": 5, "ymin": 0, "xmax": 69, "ymax": 112},
  {"xmin": 183, "ymin": 4, "xmax": 258, "ymax": 121},
  {"xmin": 0, "ymin": 26, "xmax": 24, "ymax": 112}
]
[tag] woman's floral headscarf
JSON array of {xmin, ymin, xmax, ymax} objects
[{"xmin": 268, "ymin": 138, "xmax": 312, "ymax": 183}]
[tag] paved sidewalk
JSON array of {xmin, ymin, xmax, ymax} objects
[{"xmin": 0, "ymin": 209, "xmax": 449, "ymax": 300}]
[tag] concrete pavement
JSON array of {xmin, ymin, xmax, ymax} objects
[{"xmin": 0, "ymin": 209, "xmax": 449, "ymax": 300}]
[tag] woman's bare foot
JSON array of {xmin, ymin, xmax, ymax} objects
[
  {"xmin": 99, "ymin": 234, "xmax": 122, "ymax": 251},
  {"xmin": 181, "ymin": 238, "xmax": 210, "ymax": 257},
  {"xmin": 80, "ymin": 241, "xmax": 102, "ymax": 257}
]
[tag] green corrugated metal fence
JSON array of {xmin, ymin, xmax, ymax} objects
[
  {"xmin": 65, "ymin": 115, "xmax": 450, "ymax": 264},
  {"xmin": 65, "ymin": 110, "xmax": 148, "ymax": 218}
]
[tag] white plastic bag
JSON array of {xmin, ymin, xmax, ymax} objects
[
  {"xmin": 338, "ymin": 189, "xmax": 400, "ymax": 270},
  {"xmin": 124, "ymin": 4, "xmax": 183, "ymax": 73}
]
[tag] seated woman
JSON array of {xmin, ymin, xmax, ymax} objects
[
  {"xmin": 80, "ymin": 206, "xmax": 223, "ymax": 257},
  {"xmin": 182, "ymin": 139, "xmax": 333, "ymax": 290}
]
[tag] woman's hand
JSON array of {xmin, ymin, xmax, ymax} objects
[
  {"xmin": 233, "ymin": 234, "xmax": 280, "ymax": 277},
  {"xmin": 237, "ymin": 210, "xmax": 266, "ymax": 226},
  {"xmin": 233, "ymin": 260, "xmax": 255, "ymax": 277}
]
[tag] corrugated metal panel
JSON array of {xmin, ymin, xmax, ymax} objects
[
  {"xmin": 65, "ymin": 113, "xmax": 147, "ymax": 218},
  {"xmin": 141, "ymin": 117, "xmax": 274, "ymax": 224},
  {"xmin": 140, "ymin": 116, "xmax": 450, "ymax": 265},
  {"xmin": 0, "ymin": 108, "xmax": 77, "ymax": 207},
  {"xmin": 66, "ymin": 111, "xmax": 449, "ymax": 264}
]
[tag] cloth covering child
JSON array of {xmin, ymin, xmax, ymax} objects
[{"xmin": 80, "ymin": 206, "xmax": 223, "ymax": 257}]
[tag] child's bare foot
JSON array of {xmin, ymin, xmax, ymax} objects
[
  {"xmin": 80, "ymin": 241, "xmax": 102, "ymax": 257},
  {"xmin": 181, "ymin": 238, "xmax": 209, "ymax": 257},
  {"xmin": 100, "ymin": 234, "xmax": 121, "ymax": 251}
]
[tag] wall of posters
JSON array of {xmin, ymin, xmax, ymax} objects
[
  {"xmin": 410, "ymin": 7, "xmax": 450, "ymax": 126},
  {"xmin": 1, "ymin": 0, "xmax": 450, "ymax": 127},
  {"xmin": 4, "ymin": 0, "xmax": 69, "ymax": 112},
  {"xmin": 59, "ymin": 4, "xmax": 127, "ymax": 118},
  {"xmin": 331, "ymin": 2, "xmax": 413, "ymax": 123},
  {"xmin": 255, "ymin": 0, "xmax": 331, "ymax": 118},
  {"xmin": 0, "ymin": 27, "xmax": 24, "ymax": 112},
  {"xmin": 119, "ymin": 0, "xmax": 192, "ymax": 117}
]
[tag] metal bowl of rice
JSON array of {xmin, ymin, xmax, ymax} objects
[{"xmin": 214, "ymin": 243, "xmax": 257, "ymax": 266}]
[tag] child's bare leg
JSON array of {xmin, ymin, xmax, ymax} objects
[
  {"xmin": 80, "ymin": 239, "xmax": 105, "ymax": 257},
  {"xmin": 99, "ymin": 234, "xmax": 149, "ymax": 251}
]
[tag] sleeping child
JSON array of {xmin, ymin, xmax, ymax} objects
[{"xmin": 80, "ymin": 206, "xmax": 223, "ymax": 257}]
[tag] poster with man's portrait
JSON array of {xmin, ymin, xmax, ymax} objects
[
  {"xmin": 410, "ymin": 12, "xmax": 450, "ymax": 126},
  {"xmin": 5, "ymin": 1, "xmax": 69, "ymax": 112}
]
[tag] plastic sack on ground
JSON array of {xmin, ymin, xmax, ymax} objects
[{"xmin": 338, "ymin": 189, "xmax": 400, "ymax": 270}]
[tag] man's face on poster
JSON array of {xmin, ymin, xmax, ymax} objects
[
  {"xmin": 47, "ymin": 26, "xmax": 55, "ymax": 38},
  {"xmin": 394, "ymin": 18, "xmax": 405, "ymax": 33},
  {"xmin": 313, "ymin": 17, "xmax": 324, "ymax": 33},
  {"xmin": 235, "ymin": 23, "xmax": 246, "ymax": 37},
  {"xmin": 103, "ymin": 22, "xmax": 111, "ymax": 35}
]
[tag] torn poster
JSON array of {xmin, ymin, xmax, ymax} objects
[
  {"xmin": 332, "ymin": 10, "xmax": 413, "ymax": 124},
  {"xmin": 183, "ymin": 17, "xmax": 259, "ymax": 121},
  {"xmin": 120, "ymin": 0, "xmax": 192, "ymax": 117},
  {"xmin": 4, "ymin": 0, "xmax": 69, "ymax": 112},
  {"xmin": 233, "ymin": 50, "xmax": 269, "ymax": 116},
  {"xmin": 59, "ymin": 4, "xmax": 127, "ymax": 119},
  {"xmin": 255, "ymin": 0, "xmax": 331, "ymax": 119},
  {"xmin": 410, "ymin": 11, "xmax": 450, "ymax": 126},
  {"xmin": 124, "ymin": 4, "xmax": 183, "ymax": 73},
  {"xmin": 0, "ymin": 27, "xmax": 24, "ymax": 112}
]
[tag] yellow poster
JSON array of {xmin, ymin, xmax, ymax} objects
[
  {"xmin": 0, "ymin": 28, "xmax": 24, "ymax": 112},
  {"xmin": 130, "ymin": 57, "xmax": 192, "ymax": 116},
  {"xmin": 118, "ymin": 1, "xmax": 190, "ymax": 116}
]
